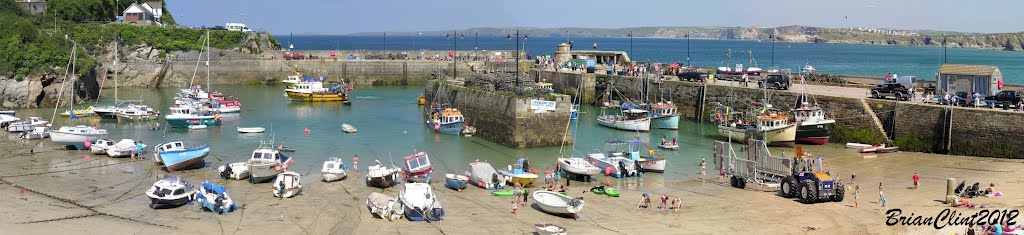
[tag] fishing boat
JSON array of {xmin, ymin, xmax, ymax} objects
[
  {"xmin": 398, "ymin": 183, "xmax": 444, "ymax": 221},
  {"xmin": 557, "ymin": 157, "xmax": 602, "ymax": 176},
  {"xmin": 792, "ymin": 76, "xmax": 835, "ymax": 145},
  {"xmin": 466, "ymin": 160, "xmax": 505, "ymax": 189},
  {"xmin": 90, "ymin": 139, "xmax": 115, "ymax": 155},
  {"xmin": 145, "ymin": 176, "xmax": 195, "ymax": 209},
  {"xmin": 281, "ymin": 74, "xmax": 302, "ymax": 85},
  {"xmin": 716, "ymin": 107, "xmax": 797, "ymax": 147},
  {"xmin": 425, "ymin": 106, "xmax": 465, "ymax": 135},
  {"xmin": 534, "ymin": 224, "xmax": 568, "ymax": 235},
  {"xmin": 165, "ymin": 106, "xmax": 222, "ymax": 128},
  {"xmin": 107, "ymin": 139, "xmax": 144, "ymax": 158},
  {"xmin": 272, "ymin": 171, "xmax": 303, "ymax": 198},
  {"xmin": 246, "ymin": 146, "xmax": 293, "ymax": 184},
  {"xmin": 152, "ymin": 141, "xmax": 186, "ymax": 165},
  {"xmin": 157, "ymin": 141, "xmax": 209, "ymax": 172},
  {"xmin": 366, "ymin": 192, "xmax": 403, "ymax": 221},
  {"xmin": 647, "ymin": 102, "xmax": 680, "ymax": 130},
  {"xmin": 195, "ymin": 181, "xmax": 236, "ymax": 214},
  {"xmin": 637, "ymin": 152, "xmax": 668, "ymax": 173},
  {"xmin": 402, "ymin": 152, "xmax": 433, "ymax": 183},
  {"xmin": 444, "ymin": 174, "xmax": 469, "ymax": 190},
  {"xmin": 498, "ymin": 164, "xmax": 539, "ymax": 186},
  {"xmin": 60, "ymin": 106, "xmax": 95, "ymax": 117},
  {"xmin": 366, "ymin": 161, "xmax": 402, "ymax": 188},
  {"xmin": 49, "ymin": 126, "xmax": 108, "ymax": 150},
  {"xmin": 236, "ymin": 127, "xmax": 265, "ymax": 133},
  {"xmin": 285, "ymin": 81, "xmax": 349, "ymax": 102},
  {"xmin": 6, "ymin": 117, "xmax": 47, "ymax": 132},
  {"xmin": 114, "ymin": 104, "xmax": 159, "ymax": 121},
  {"xmin": 218, "ymin": 162, "xmax": 250, "ymax": 180},
  {"xmin": 658, "ymin": 142, "xmax": 679, "ymax": 150},
  {"xmin": 596, "ymin": 107, "xmax": 651, "ymax": 132},
  {"xmin": 21, "ymin": 126, "xmax": 50, "ymax": 140},
  {"xmin": 801, "ymin": 64, "xmax": 816, "ymax": 73},
  {"xmin": 531, "ymin": 190, "xmax": 584, "ymax": 219},
  {"xmin": 321, "ymin": 157, "xmax": 347, "ymax": 182},
  {"xmin": 586, "ymin": 140, "xmax": 642, "ymax": 178},
  {"xmin": 0, "ymin": 114, "xmax": 19, "ymax": 128},
  {"xmin": 341, "ymin": 123, "xmax": 357, "ymax": 133},
  {"xmin": 208, "ymin": 97, "xmax": 242, "ymax": 113}
]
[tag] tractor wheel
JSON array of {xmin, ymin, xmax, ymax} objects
[
  {"xmin": 729, "ymin": 176, "xmax": 738, "ymax": 187},
  {"xmin": 737, "ymin": 179, "xmax": 746, "ymax": 189},
  {"xmin": 780, "ymin": 176, "xmax": 797, "ymax": 198},
  {"xmin": 799, "ymin": 179, "xmax": 819, "ymax": 204},
  {"xmin": 832, "ymin": 182, "xmax": 846, "ymax": 202}
]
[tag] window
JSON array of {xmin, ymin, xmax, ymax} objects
[{"xmin": 173, "ymin": 189, "xmax": 184, "ymax": 195}]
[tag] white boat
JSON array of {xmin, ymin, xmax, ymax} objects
[
  {"xmin": 90, "ymin": 139, "xmax": 115, "ymax": 155},
  {"xmin": 557, "ymin": 157, "xmax": 602, "ymax": 176},
  {"xmin": 859, "ymin": 144, "xmax": 887, "ymax": 153},
  {"xmin": 596, "ymin": 109, "xmax": 651, "ymax": 132},
  {"xmin": 152, "ymin": 141, "xmax": 186, "ymax": 164},
  {"xmin": 237, "ymin": 127, "xmax": 265, "ymax": 133},
  {"xmin": 466, "ymin": 160, "xmax": 505, "ymax": 189},
  {"xmin": 0, "ymin": 110, "xmax": 13, "ymax": 116},
  {"xmin": 6, "ymin": 117, "xmax": 47, "ymax": 132},
  {"xmin": 321, "ymin": 157, "xmax": 347, "ymax": 182},
  {"xmin": 658, "ymin": 143, "xmax": 679, "ymax": 150},
  {"xmin": 531, "ymin": 190, "xmax": 584, "ymax": 219},
  {"xmin": 845, "ymin": 143, "xmax": 872, "ymax": 149},
  {"xmin": 114, "ymin": 104, "xmax": 159, "ymax": 121},
  {"xmin": 272, "ymin": 171, "xmax": 303, "ymax": 198},
  {"xmin": 398, "ymin": 183, "xmax": 444, "ymax": 221},
  {"xmin": 460, "ymin": 126, "xmax": 476, "ymax": 136},
  {"xmin": 107, "ymin": 139, "xmax": 144, "ymax": 158},
  {"xmin": 717, "ymin": 111, "xmax": 797, "ymax": 147},
  {"xmin": 637, "ymin": 155, "xmax": 668, "ymax": 173},
  {"xmin": 50, "ymin": 125, "xmax": 109, "ymax": 150},
  {"xmin": 282, "ymin": 74, "xmax": 302, "ymax": 85},
  {"xmin": 189, "ymin": 125, "xmax": 208, "ymax": 130},
  {"xmin": 21, "ymin": 126, "xmax": 50, "ymax": 140},
  {"xmin": 801, "ymin": 64, "xmax": 816, "ymax": 73},
  {"xmin": 246, "ymin": 146, "xmax": 293, "ymax": 184},
  {"xmin": 366, "ymin": 162, "xmax": 402, "ymax": 188},
  {"xmin": 341, "ymin": 123, "xmax": 357, "ymax": 133},
  {"xmin": 145, "ymin": 176, "xmax": 195, "ymax": 209},
  {"xmin": 585, "ymin": 140, "xmax": 642, "ymax": 178},
  {"xmin": 0, "ymin": 114, "xmax": 20, "ymax": 128},
  {"xmin": 165, "ymin": 106, "xmax": 221, "ymax": 128},
  {"xmin": 534, "ymin": 224, "xmax": 568, "ymax": 235},
  {"xmin": 218, "ymin": 162, "xmax": 250, "ymax": 180},
  {"xmin": 366, "ymin": 192, "xmax": 402, "ymax": 221}
]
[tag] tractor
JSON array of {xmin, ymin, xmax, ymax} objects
[{"xmin": 779, "ymin": 157, "xmax": 845, "ymax": 204}]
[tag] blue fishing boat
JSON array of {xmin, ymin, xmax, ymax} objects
[
  {"xmin": 444, "ymin": 174, "xmax": 468, "ymax": 190},
  {"xmin": 157, "ymin": 141, "xmax": 209, "ymax": 172},
  {"xmin": 646, "ymin": 102, "xmax": 680, "ymax": 130},
  {"xmin": 426, "ymin": 105, "xmax": 465, "ymax": 135},
  {"xmin": 196, "ymin": 181, "xmax": 236, "ymax": 214}
]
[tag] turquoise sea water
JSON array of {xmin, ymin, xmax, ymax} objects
[{"xmin": 284, "ymin": 35, "xmax": 1024, "ymax": 83}]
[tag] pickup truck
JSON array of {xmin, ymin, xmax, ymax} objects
[
  {"xmin": 985, "ymin": 90, "xmax": 1023, "ymax": 109},
  {"xmin": 758, "ymin": 74, "xmax": 791, "ymax": 90},
  {"xmin": 870, "ymin": 83, "xmax": 909, "ymax": 101}
]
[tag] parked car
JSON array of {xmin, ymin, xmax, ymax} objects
[
  {"xmin": 758, "ymin": 74, "xmax": 791, "ymax": 90},
  {"xmin": 870, "ymin": 83, "xmax": 909, "ymax": 101},
  {"xmin": 985, "ymin": 90, "xmax": 1024, "ymax": 109},
  {"xmin": 283, "ymin": 52, "xmax": 304, "ymax": 60},
  {"xmin": 677, "ymin": 70, "xmax": 708, "ymax": 82}
]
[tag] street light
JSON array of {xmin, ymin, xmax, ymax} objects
[
  {"xmin": 447, "ymin": 31, "xmax": 464, "ymax": 79},
  {"xmin": 942, "ymin": 34, "xmax": 948, "ymax": 64},
  {"xmin": 507, "ymin": 30, "xmax": 527, "ymax": 87},
  {"xmin": 769, "ymin": 33, "xmax": 776, "ymax": 67},
  {"xmin": 685, "ymin": 32, "xmax": 691, "ymax": 67},
  {"xmin": 383, "ymin": 32, "xmax": 387, "ymax": 51},
  {"xmin": 628, "ymin": 31, "xmax": 634, "ymax": 58}
]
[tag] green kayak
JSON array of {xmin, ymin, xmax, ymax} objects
[
  {"xmin": 590, "ymin": 187, "xmax": 620, "ymax": 197},
  {"xmin": 491, "ymin": 189, "xmax": 528, "ymax": 196},
  {"xmin": 590, "ymin": 187, "xmax": 605, "ymax": 195}
]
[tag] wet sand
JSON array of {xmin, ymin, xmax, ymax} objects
[{"xmin": 1, "ymin": 134, "xmax": 1022, "ymax": 235}]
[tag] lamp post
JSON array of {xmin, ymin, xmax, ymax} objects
[
  {"xmin": 628, "ymin": 31, "xmax": 634, "ymax": 58},
  {"xmin": 769, "ymin": 33, "xmax": 776, "ymax": 67},
  {"xmin": 507, "ymin": 30, "xmax": 527, "ymax": 87},
  {"xmin": 447, "ymin": 31, "xmax": 464, "ymax": 79},
  {"xmin": 942, "ymin": 34, "xmax": 947, "ymax": 64},
  {"xmin": 383, "ymin": 32, "xmax": 387, "ymax": 51},
  {"xmin": 685, "ymin": 32, "xmax": 691, "ymax": 67}
]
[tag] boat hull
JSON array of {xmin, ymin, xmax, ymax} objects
[
  {"xmin": 160, "ymin": 146, "xmax": 209, "ymax": 172},
  {"xmin": 796, "ymin": 122, "xmax": 834, "ymax": 145},
  {"xmin": 638, "ymin": 158, "xmax": 667, "ymax": 173},
  {"xmin": 557, "ymin": 158, "xmax": 602, "ymax": 176},
  {"xmin": 322, "ymin": 172, "xmax": 346, "ymax": 182},
  {"xmin": 249, "ymin": 164, "xmax": 283, "ymax": 184},
  {"xmin": 367, "ymin": 173, "xmax": 400, "ymax": 188},
  {"xmin": 445, "ymin": 179, "xmax": 467, "ymax": 190},
  {"xmin": 286, "ymin": 91, "xmax": 348, "ymax": 102},
  {"xmin": 429, "ymin": 121, "xmax": 464, "ymax": 135},
  {"xmin": 651, "ymin": 115, "xmax": 680, "ymax": 130},
  {"xmin": 532, "ymin": 191, "xmax": 584, "ymax": 218},
  {"xmin": 51, "ymin": 133, "xmax": 108, "ymax": 150},
  {"xmin": 166, "ymin": 117, "xmax": 221, "ymax": 128},
  {"xmin": 499, "ymin": 171, "xmax": 538, "ymax": 185},
  {"xmin": 149, "ymin": 195, "xmax": 193, "ymax": 209},
  {"xmin": 403, "ymin": 207, "xmax": 445, "ymax": 222},
  {"xmin": 756, "ymin": 125, "xmax": 797, "ymax": 147},
  {"xmin": 596, "ymin": 116, "xmax": 650, "ymax": 132}
]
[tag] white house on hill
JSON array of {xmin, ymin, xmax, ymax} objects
[{"xmin": 122, "ymin": 1, "xmax": 164, "ymax": 26}]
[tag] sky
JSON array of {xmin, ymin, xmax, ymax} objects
[{"xmin": 168, "ymin": 0, "xmax": 1021, "ymax": 35}]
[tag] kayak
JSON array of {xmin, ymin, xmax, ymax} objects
[
  {"xmin": 492, "ymin": 189, "xmax": 528, "ymax": 196},
  {"xmin": 591, "ymin": 187, "xmax": 620, "ymax": 197}
]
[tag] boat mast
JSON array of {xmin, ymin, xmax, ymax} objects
[
  {"xmin": 114, "ymin": 37, "xmax": 118, "ymax": 104},
  {"xmin": 50, "ymin": 41, "xmax": 76, "ymax": 125},
  {"xmin": 205, "ymin": 31, "xmax": 211, "ymax": 91}
]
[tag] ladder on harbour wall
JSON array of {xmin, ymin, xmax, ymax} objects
[{"xmin": 695, "ymin": 84, "xmax": 707, "ymax": 123}]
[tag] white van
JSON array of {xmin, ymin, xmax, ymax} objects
[
  {"xmin": 877, "ymin": 76, "xmax": 917, "ymax": 89},
  {"xmin": 225, "ymin": 23, "xmax": 252, "ymax": 32}
]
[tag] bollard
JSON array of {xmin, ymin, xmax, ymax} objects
[{"xmin": 946, "ymin": 178, "xmax": 956, "ymax": 204}]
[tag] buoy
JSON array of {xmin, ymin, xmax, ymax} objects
[
  {"xmin": 83, "ymin": 140, "xmax": 92, "ymax": 148},
  {"xmin": 458, "ymin": 188, "xmax": 462, "ymax": 192},
  {"xmin": 477, "ymin": 182, "xmax": 484, "ymax": 187},
  {"xmin": 304, "ymin": 128, "xmax": 310, "ymax": 135},
  {"xmin": 274, "ymin": 165, "xmax": 283, "ymax": 171},
  {"xmin": 434, "ymin": 124, "xmax": 441, "ymax": 131}
]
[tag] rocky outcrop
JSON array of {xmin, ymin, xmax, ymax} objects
[{"xmin": 0, "ymin": 70, "xmax": 98, "ymax": 109}]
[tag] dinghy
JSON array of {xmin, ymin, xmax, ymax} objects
[
  {"xmin": 845, "ymin": 143, "xmax": 872, "ymax": 149},
  {"xmin": 658, "ymin": 143, "xmax": 679, "ymax": 150},
  {"xmin": 21, "ymin": 126, "xmax": 49, "ymax": 140},
  {"xmin": 461, "ymin": 126, "xmax": 477, "ymax": 137},
  {"xmin": 188, "ymin": 124, "xmax": 208, "ymax": 130},
  {"xmin": 366, "ymin": 192, "xmax": 402, "ymax": 221},
  {"xmin": 398, "ymin": 183, "xmax": 444, "ymax": 221},
  {"xmin": 532, "ymin": 190, "xmax": 585, "ymax": 219},
  {"xmin": 534, "ymin": 224, "xmax": 568, "ymax": 235},
  {"xmin": 218, "ymin": 162, "xmax": 250, "ymax": 180},
  {"xmin": 107, "ymin": 139, "xmax": 144, "ymax": 158},
  {"xmin": 157, "ymin": 141, "xmax": 209, "ymax": 171},
  {"xmin": 195, "ymin": 181, "xmax": 236, "ymax": 214},
  {"xmin": 236, "ymin": 127, "xmax": 265, "ymax": 133},
  {"xmin": 466, "ymin": 160, "xmax": 505, "ymax": 189},
  {"xmin": 444, "ymin": 174, "xmax": 468, "ymax": 190},
  {"xmin": 90, "ymin": 139, "xmax": 115, "ymax": 155},
  {"xmin": 321, "ymin": 157, "xmax": 347, "ymax": 182},
  {"xmin": 859, "ymin": 144, "xmax": 887, "ymax": 153},
  {"xmin": 272, "ymin": 171, "xmax": 303, "ymax": 198},
  {"xmin": 557, "ymin": 157, "xmax": 602, "ymax": 176},
  {"xmin": 366, "ymin": 162, "xmax": 402, "ymax": 188},
  {"xmin": 5, "ymin": 117, "xmax": 46, "ymax": 132},
  {"xmin": 145, "ymin": 176, "xmax": 195, "ymax": 209},
  {"xmin": 341, "ymin": 123, "xmax": 357, "ymax": 133}
]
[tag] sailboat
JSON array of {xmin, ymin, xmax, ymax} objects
[
  {"xmin": 48, "ymin": 41, "xmax": 109, "ymax": 150},
  {"xmin": 95, "ymin": 37, "xmax": 158, "ymax": 120},
  {"xmin": 557, "ymin": 83, "xmax": 602, "ymax": 179},
  {"xmin": 424, "ymin": 84, "xmax": 465, "ymax": 135},
  {"xmin": 165, "ymin": 32, "xmax": 224, "ymax": 128},
  {"xmin": 792, "ymin": 75, "xmax": 835, "ymax": 145}
]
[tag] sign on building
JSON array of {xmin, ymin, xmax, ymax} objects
[{"xmin": 531, "ymin": 99, "xmax": 557, "ymax": 113}]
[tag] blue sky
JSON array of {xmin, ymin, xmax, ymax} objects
[{"xmin": 169, "ymin": 0, "xmax": 1020, "ymax": 34}]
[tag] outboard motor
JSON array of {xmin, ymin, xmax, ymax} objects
[
  {"xmin": 618, "ymin": 161, "xmax": 628, "ymax": 177},
  {"xmin": 634, "ymin": 161, "xmax": 644, "ymax": 177},
  {"xmin": 220, "ymin": 165, "xmax": 233, "ymax": 179}
]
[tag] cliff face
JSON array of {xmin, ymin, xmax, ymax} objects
[{"xmin": 0, "ymin": 70, "xmax": 98, "ymax": 109}]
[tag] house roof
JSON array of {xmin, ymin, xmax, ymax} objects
[
  {"xmin": 145, "ymin": 1, "xmax": 162, "ymax": 10},
  {"xmin": 938, "ymin": 64, "xmax": 1000, "ymax": 76},
  {"xmin": 123, "ymin": 2, "xmax": 152, "ymax": 15}
]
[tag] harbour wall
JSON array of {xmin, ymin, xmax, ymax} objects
[
  {"xmin": 424, "ymin": 80, "xmax": 573, "ymax": 148},
  {"xmin": 538, "ymin": 69, "xmax": 1024, "ymax": 158}
]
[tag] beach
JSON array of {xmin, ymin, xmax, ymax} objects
[{"xmin": 0, "ymin": 133, "xmax": 1020, "ymax": 235}]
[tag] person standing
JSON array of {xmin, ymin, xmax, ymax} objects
[
  {"xmin": 879, "ymin": 182, "xmax": 886, "ymax": 209},
  {"xmin": 352, "ymin": 155, "xmax": 359, "ymax": 173},
  {"xmin": 853, "ymin": 185, "xmax": 860, "ymax": 207},
  {"xmin": 700, "ymin": 157, "xmax": 707, "ymax": 176},
  {"xmin": 913, "ymin": 172, "xmax": 920, "ymax": 190}
]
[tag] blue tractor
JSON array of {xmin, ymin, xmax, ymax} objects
[{"xmin": 779, "ymin": 157, "xmax": 845, "ymax": 204}]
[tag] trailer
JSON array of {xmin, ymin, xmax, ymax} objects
[{"xmin": 712, "ymin": 140, "xmax": 792, "ymax": 189}]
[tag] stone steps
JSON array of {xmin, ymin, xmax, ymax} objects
[{"xmin": 858, "ymin": 98, "xmax": 889, "ymax": 142}]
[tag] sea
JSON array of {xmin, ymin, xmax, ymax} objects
[{"xmin": 283, "ymin": 35, "xmax": 1024, "ymax": 84}]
